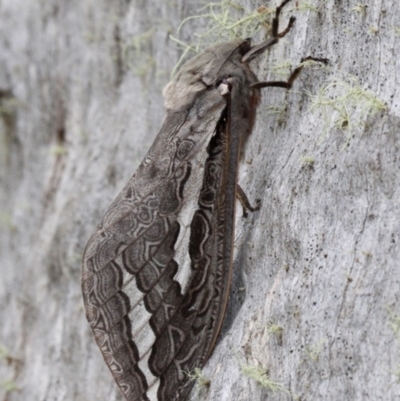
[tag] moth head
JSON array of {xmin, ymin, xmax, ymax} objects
[{"xmin": 163, "ymin": 39, "xmax": 257, "ymax": 111}]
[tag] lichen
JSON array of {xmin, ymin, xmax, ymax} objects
[
  {"xmin": 185, "ymin": 367, "xmax": 210, "ymax": 387},
  {"xmin": 170, "ymin": 0, "xmax": 276, "ymax": 74},
  {"xmin": 306, "ymin": 75, "xmax": 386, "ymax": 145}
]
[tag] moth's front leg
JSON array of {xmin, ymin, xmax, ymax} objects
[
  {"xmin": 251, "ymin": 57, "xmax": 328, "ymax": 90},
  {"xmin": 242, "ymin": 0, "xmax": 296, "ymax": 63},
  {"xmin": 236, "ymin": 185, "xmax": 261, "ymax": 218}
]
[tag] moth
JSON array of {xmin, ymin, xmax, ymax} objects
[{"xmin": 82, "ymin": 1, "xmax": 325, "ymax": 400}]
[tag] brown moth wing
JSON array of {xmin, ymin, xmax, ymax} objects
[{"xmin": 82, "ymin": 39, "xmax": 260, "ymax": 401}]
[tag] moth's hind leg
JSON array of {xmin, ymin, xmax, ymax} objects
[
  {"xmin": 251, "ymin": 57, "xmax": 328, "ymax": 90},
  {"xmin": 237, "ymin": 185, "xmax": 261, "ymax": 218}
]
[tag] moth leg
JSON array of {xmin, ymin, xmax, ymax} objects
[
  {"xmin": 237, "ymin": 185, "xmax": 261, "ymax": 218},
  {"xmin": 251, "ymin": 57, "xmax": 328, "ymax": 90},
  {"xmin": 273, "ymin": 0, "xmax": 296, "ymax": 38},
  {"xmin": 242, "ymin": 0, "xmax": 295, "ymax": 63}
]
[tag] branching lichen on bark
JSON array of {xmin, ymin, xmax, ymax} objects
[{"xmin": 306, "ymin": 75, "xmax": 387, "ymax": 145}]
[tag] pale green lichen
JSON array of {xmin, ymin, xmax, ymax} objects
[
  {"xmin": 240, "ymin": 362, "xmax": 294, "ymax": 396},
  {"xmin": 369, "ymin": 25, "xmax": 379, "ymax": 34},
  {"xmin": 306, "ymin": 76, "xmax": 386, "ymax": 145},
  {"xmin": 265, "ymin": 104, "xmax": 287, "ymax": 125},
  {"xmin": 271, "ymin": 60, "xmax": 292, "ymax": 77},
  {"xmin": 266, "ymin": 323, "xmax": 283, "ymax": 345},
  {"xmin": 266, "ymin": 323, "xmax": 283, "ymax": 337},
  {"xmin": 185, "ymin": 367, "xmax": 210, "ymax": 387},
  {"xmin": 300, "ymin": 155, "xmax": 315, "ymax": 165},
  {"xmin": 0, "ymin": 97, "xmax": 20, "ymax": 116},
  {"xmin": 49, "ymin": 145, "xmax": 68, "ymax": 156},
  {"xmin": 305, "ymin": 339, "xmax": 325, "ymax": 362},
  {"xmin": 0, "ymin": 344, "xmax": 10, "ymax": 360},
  {"xmin": 351, "ymin": 4, "xmax": 367, "ymax": 14},
  {"xmin": 177, "ymin": 1, "xmax": 272, "ymax": 45},
  {"xmin": 0, "ymin": 379, "xmax": 19, "ymax": 392},
  {"xmin": 295, "ymin": 0, "xmax": 328, "ymax": 14},
  {"xmin": 387, "ymin": 306, "xmax": 400, "ymax": 343},
  {"xmin": 298, "ymin": 58, "xmax": 328, "ymax": 71},
  {"xmin": 170, "ymin": 1, "xmax": 276, "ymax": 74}
]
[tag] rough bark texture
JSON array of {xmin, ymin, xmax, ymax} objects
[{"xmin": 0, "ymin": 1, "xmax": 399, "ymax": 401}]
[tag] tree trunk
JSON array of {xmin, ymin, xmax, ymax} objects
[{"xmin": 0, "ymin": 1, "xmax": 399, "ymax": 400}]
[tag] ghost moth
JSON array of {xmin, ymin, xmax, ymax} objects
[{"xmin": 81, "ymin": 1, "xmax": 326, "ymax": 400}]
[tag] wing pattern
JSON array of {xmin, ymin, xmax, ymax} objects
[{"xmin": 82, "ymin": 39, "xmax": 260, "ymax": 401}]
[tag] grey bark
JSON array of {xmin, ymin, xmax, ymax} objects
[{"xmin": 0, "ymin": 1, "xmax": 399, "ymax": 401}]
